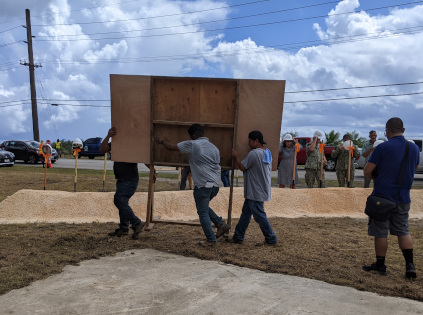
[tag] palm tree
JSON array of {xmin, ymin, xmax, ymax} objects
[
  {"xmin": 324, "ymin": 130, "xmax": 342, "ymax": 146},
  {"xmin": 346, "ymin": 130, "xmax": 366, "ymax": 147}
]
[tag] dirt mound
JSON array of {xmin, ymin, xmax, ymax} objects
[{"xmin": 1, "ymin": 188, "xmax": 423, "ymax": 224}]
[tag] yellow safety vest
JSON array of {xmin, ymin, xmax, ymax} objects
[{"xmin": 56, "ymin": 141, "xmax": 61, "ymax": 149}]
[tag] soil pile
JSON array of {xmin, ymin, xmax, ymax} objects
[{"xmin": 1, "ymin": 188, "xmax": 423, "ymax": 224}]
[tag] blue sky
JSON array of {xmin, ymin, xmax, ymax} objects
[{"xmin": 1, "ymin": 0, "xmax": 423, "ymax": 143}]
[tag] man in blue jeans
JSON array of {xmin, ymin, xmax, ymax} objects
[
  {"xmin": 228, "ymin": 130, "xmax": 278, "ymax": 245},
  {"xmin": 157, "ymin": 123, "xmax": 231, "ymax": 247},
  {"xmin": 100, "ymin": 127, "xmax": 156, "ymax": 240},
  {"xmin": 363, "ymin": 117, "xmax": 420, "ymax": 278}
]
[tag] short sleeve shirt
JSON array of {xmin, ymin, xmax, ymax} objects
[
  {"xmin": 362, "ymin": 141, "xmax": 374, "ymax": 163},
  {"xmin": 177, "ymin": 137, "xmax": 221, "ymax": 188},
  {"xmin": 242, "ymin": 148, "xmax": 272, "ymax": 202},
  {"xmin": 109, "ymin": 143, "xmax": 139, "ymax": 182},
  {"xmin": 369, "ymin": 136, "xmax": 420, "ymax": 203}
]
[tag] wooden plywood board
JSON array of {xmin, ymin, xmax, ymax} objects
[
  {"xmin": 110, "ymin": 75, "xmax": 151, "ymax": 163},
  {"xmin": 152, "ymin": 77, "xmax": 237, "ymax": 168},
  {"xmin": 236, "ymin": 79, "xmax": 285, "ymax": 171}
]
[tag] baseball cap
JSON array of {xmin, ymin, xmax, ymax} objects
[{"xmin": 249, "ymin": 130, "xmax": 267, "ymax": 145}]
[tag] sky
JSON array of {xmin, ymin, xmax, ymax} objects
[{"xmin": 1, "ymin": 0, "xmax": 423, "ymax": 144}]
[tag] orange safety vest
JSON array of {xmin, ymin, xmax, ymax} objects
[{"xmin": 39, "ymin": 143, "xmax": 43, "ymax": 156}]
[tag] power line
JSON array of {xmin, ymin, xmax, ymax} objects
[
  {"xmin": 286, "ymin": 81, "xmax": 423, "ymax": 93},
  {"xmin": 50, "ymin": 103, "xmax": 110, "ymax": 107},
  {"xmin": 32, "ymin": 1, "xmax": 423, "ymax": 41},
  {"xmin": 0, "ymin": 25, "xmax": 22, "ymax": 33},
  {"xmin": 31, "ymin": 0, "xmax": 273, "ymax": 27},
  {"xmin": 34, "ymin": 1, "xmax": 341, "ymax": 36},
  {"xmin": 36, "ymin": 73, "xmax": 59, "ymax": 139},
  {"xmin": 284, "ymin": 91, "xmax": 423, "ymax": 104}
]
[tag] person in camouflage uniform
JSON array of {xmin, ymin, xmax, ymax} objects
[
  {"xmin": 331, "ymin": 134, "xmax": 360, "ymax": 187},
  {"xmin": 305, "ymin": 130, "xmax": 327, "ymax": 188}
]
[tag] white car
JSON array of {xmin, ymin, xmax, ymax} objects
[
  {"xmin": 408, "ymin": 139, "xmax": 423, "ymax": 174},
  {"xmin": 355, "ymin": 148, "xmax": 366, "ymax": 169}
]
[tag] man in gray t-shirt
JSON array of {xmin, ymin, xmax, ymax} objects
[
  {"xmin": 228, "ymin": 130, "xmax": 278, "ymax": 245},
  {"xmin": 157, "ymin": 123, "xmax": 230, "ymax": 247},
  {"xmin": 361, "ymin": 130, "xmax": 377, "ymax": 188}
]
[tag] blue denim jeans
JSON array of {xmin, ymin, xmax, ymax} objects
[
  {"xmin": 221, "ymin": 170, "xmax": 230, "ymax": 187},
  {"xmin": 193, "ymin": 186, "xmax": 224, "ymax": 242},
  {"xmin": 234, "ymin": 199, "xmax": 278, "ymax": 244},
  {"xmin": 114, "ymin": 180, "xmax": 141, "ymax": 232}
]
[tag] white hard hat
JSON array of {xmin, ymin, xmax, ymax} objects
[
  {"xmin": 313, "ymin": 130, "xmax": 323, "ymax": 140},
  {"xmin": 283, "ymin": 134, "xmax": 293, "ymax": 141},
  {"xmin": 343, "ymin": 140, "xmax": 353, "ymax": 149},
  {"xmin": 373, "ymin": 140, "xmax": 384, "ymax": 147},
  {"xmin": 72, "ymin": 138, "xmax": 83, "ymax": 149}
]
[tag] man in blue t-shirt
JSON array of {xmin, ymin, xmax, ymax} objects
[{"xmin": 363, "ymin": 118, "xmax": 420, "ymax": 279}]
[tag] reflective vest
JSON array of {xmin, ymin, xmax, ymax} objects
[
  {"xmin": 56, "ymin": 141, "xmax": 61, "ymax": 149},
  {"xmin": 39, "ymin": 143, "xmax": 43, "ymax": 156}
]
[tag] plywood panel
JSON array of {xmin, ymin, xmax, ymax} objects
[
  {"xmin": 153, "ymin": 77, "xmax": 237, "ymax": 124},
  {"xmin": 152, "ymin": 77, "xmax": 237, "ymax": 168},
  {"xmin": 110, "ymin": 75, "xmax": 151, "ymax": 163},
  {"xmin": 237, "ymin": 79, "xmax": 285, "ymax": 171}
]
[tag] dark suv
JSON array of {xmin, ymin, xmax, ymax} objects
[{"xmin": 0, "ymin": 140, "xmax": 58, "ymax": 164}]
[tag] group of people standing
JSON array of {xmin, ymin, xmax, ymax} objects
[
  {"xmin": 277, "ymin": 130, "xmax": 379, "ymax": 189},
  {"xmin": 101, "ymin": 117, "xmax": 419, "ymax": 279}
]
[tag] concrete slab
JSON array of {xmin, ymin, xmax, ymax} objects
[{"xmin": 1, "ymin": 249, "xmax": 422, "ymax": 314}]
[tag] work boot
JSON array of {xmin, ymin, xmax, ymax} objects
[
  {"xmin": 362, "ymin": 262, "xmax": 387, "ymax": 275},
  {"xmin": 108, "ymin": 228, "xmax": 128, "ymax": 237},
  {"xmin": 132, "ymin": 222, "xmax": 145, "ymax": 240},
  {"xmin": 198, "ymin": 241, "xmax": 217, "ymax": 247},
  {"xmin": 405, "ymin": 262, "xmax": 417, "ymax": 279},
  {"xmin": 226, "ymin": 236, "xmax": 244, "ymax": 244},
  {"xmin": 216, "ymin": 223, "xmax": 231, "ymax": 239}
]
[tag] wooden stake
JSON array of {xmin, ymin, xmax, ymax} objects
[{"xmin": 347, "ymin": 141, "xmax": 352, "ymax": 188}]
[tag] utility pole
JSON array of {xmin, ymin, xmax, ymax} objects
[{"xmin": 21, "ymin": 9, "xmax": 41, "ymax": 141}]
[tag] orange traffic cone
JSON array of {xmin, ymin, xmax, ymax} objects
[{"xmin": 48, "ymin": 158, "xmax": 53, "ymax": 168}]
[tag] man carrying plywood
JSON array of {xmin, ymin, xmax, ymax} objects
[
  {"xmin": 228, "ymin": 130, "xmax": 278, "ymax": 245},
  {"xmin": 156, "ymin": 123, "xmax": 231, "ymax": 247}
]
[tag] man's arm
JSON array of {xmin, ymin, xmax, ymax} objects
[
  {"xmin": 364, "ymin": 161, "xmax": 376, "ymax": 179},
  {"xmin": 362, "ymin": 145, "xmax": 374, "ymax": 158},
  {"xmin": 99, "ymin": 127, "xmax": 116, "ymax": 154},
  {"xmin": 231, "ymin": 148, "xmax": 246, "ymax": 172},
  {"xmin": 156, "ymin": 137, "xmax": 179, "ymax": 151},
  {"xmin": 308, "ymin": 136, "xmax": 318, "ymax": 151}
]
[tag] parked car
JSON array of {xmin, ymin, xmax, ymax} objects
[
  {"xmin": 78, "ymin": 137, "xmax": 106, "ymax": 159},
  {"xmin": 0, "ymin": 148, "xmax": 15, "ymax": 166},
  {"xmin": 0, "ymin": 140, "xmax": 58, "ymax": 164},
  {"xmin": 355, "ymin": 148, "xmax": 366, "ymax": 169},
  {"xmin": 408, "ymin": 138, "xmax": 423, "ymax": 174}
]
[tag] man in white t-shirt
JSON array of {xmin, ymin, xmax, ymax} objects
[
  {"xmin": 157, "ymin": 124, "xmax": 231, "ymax": 247},
  {"xmin": 228, "ymin": 130, "xmax": 278, "ymax": 245}
]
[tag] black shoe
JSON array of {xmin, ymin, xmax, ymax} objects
[
  {"xmin": 108, "ymin": 228, "xmax": 128, "ymax": 237},
  {"xmin": 132, "ymin": 222, "xmax": 145, "ymax": 240},
  {"xmin": 362, "ymin": 262, "xmax": 387, "ymax": 275},
  {"xmin": 226, "ymin": 236, "xmax": 244, "ymax": 244},
  {"xmin": 216, "ymin": 223, "xmax": 231, "ymax": 239},
  {"xmin": 198, "ymin": 241, "xmax": 217, "ymax": 247},
  {"xmin": 405, "ymin": 262, "xmax": 417, "ymax": 279}
]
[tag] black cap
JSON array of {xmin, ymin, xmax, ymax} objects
[{"xmin": 248, "ymin": 130, "xmax": 267, "ymax": 145}]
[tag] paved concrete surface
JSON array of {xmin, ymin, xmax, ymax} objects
[{"xmin": 1, "ymin": 249, "xmax": 422, "ymax": 315}]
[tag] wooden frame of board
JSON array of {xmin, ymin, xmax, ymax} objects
[{"xmin": 110, "ymin": 75, "xmax": 285, "ymax": 230}]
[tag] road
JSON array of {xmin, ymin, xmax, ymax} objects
[{"xmin": 14, "ymin": 157, "xmax": 423, "ymax": 185}]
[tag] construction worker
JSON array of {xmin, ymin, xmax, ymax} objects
[
  {"xmin": 39, "ymin": 140, "xmax": 45, "ymax": 167},
  {"xmin": 55, "ymin": 139, "xmax": 62, "ymax": 158}
]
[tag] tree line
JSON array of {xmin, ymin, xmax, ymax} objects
[{"xmin": 282, "ymin": 130, "xmax": 387, "ymax": 148}]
